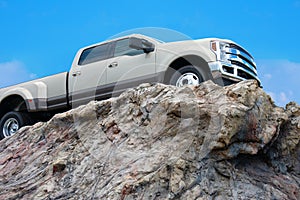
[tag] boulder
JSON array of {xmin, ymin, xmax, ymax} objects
[{"xmin": 0, "ymin": 80, "xmax": 299, "ymax": 199}]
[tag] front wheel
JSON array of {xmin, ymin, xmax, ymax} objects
[
  {"xmin": 0, "ymin": 111, "xmax": 31, "ymax": 139},
  {"xmin": 169, "ymin": 65, "xmax": 204, "ymax": 87}
]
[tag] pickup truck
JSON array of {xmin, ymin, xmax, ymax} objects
[{"xmin": 0, "ymin": 34, "xmax": 260, "ymax": 139}]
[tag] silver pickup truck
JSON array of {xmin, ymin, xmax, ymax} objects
[{"xmin": 0, "ymin": 34, "xmax": 260, "ymax": 139}]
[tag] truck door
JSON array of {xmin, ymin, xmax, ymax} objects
[
  {"xmin": 106, "ymin": 38, "xmax": 156, "ymax": 96},
  {"xmin": 68, "ymin": 42, "xmax": 113, "ymax": 107}
]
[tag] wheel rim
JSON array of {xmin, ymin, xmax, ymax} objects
[
  {"xmin": 176, "ymin": 72, "xmax": 200, "ymax": 87},
  {"xmin": 3, "ymin": 118, "xmax": 19, "ymax": 137}
]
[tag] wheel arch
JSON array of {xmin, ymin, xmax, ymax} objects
[
  {"xmin": 0, "ymin": 95, "xmax": 28, "ymax": 120},
  {"xmin": 163, "ymin": 55, "xmax": 213, "ymax": 84}
]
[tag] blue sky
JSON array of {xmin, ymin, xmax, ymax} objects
[{"xmin": 0, "ymin": 0, "xmax": 299, "ymax": 107}]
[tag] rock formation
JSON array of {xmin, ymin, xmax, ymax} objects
[{"xmin": 0, "ymin": 80, "xmax": 299, "ymax": 199}]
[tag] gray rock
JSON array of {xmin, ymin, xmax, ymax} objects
[{"xmin": 0, "ymin": 80, "xmax": 299, "ymax": 199}]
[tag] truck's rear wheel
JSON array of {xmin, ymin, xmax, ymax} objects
[
  {"xmin": 169, "ymin": 65, "xmax": 204, "ymax": 87},
  {"xmin": 0, "ymin": 111, "xmax": 31, "ymax": 139}
]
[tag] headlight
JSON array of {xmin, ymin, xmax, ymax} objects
[{"xmin": 211, "ymin": 41, "xmax": 229, "ymax": 62}]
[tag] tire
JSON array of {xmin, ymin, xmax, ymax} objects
[
  {"xmin": 169, "ymin": 65, "xmax": 204, "ymax": 87},
  {"xmin": 0, "ymin": 111, "xmax": 32, "ymax": 139}
]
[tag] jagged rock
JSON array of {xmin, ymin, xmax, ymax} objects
[{"xmin": 0, "ymin": 80, "xmax": 299, "ymax": 199}]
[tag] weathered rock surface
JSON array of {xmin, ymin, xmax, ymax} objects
[{"xmin": 0, "ymin": 80, "xmax": 299, "ymax": 199}]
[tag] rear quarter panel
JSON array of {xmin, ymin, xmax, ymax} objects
[{"xmin": 0, "ymin": 72, "xmax": 67, "ymax": 111}]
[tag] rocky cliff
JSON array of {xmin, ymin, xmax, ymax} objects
[{"xmin": 0, "ymin": 80, "xmax": 299, "ymax": 200}]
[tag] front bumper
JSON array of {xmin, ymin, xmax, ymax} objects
[{"xmin": 209, "ymin": 61, "xmax": 262, "ymax": 87}]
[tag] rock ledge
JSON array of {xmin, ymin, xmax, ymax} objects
[{"xmin": 0, "ymin": 80, "xmax": 299, "ymax": 199}]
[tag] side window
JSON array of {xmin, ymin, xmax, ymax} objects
[
  {"xmin": 114, "ymin": 39, "xmax": 144, "ymax": 57},
  {"xmin": 78, "ymin": 43, "xmax": 110, "ymax": 65}
]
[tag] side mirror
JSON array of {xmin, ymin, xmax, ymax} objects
[{"xmin": 129, "ymin": 37, "xmax": 154, "ymax": 53}]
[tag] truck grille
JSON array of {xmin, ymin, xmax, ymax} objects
[
  {"xmin": 222, "ymin": 43, "xmax": 260, "ymax": 84},
  {"xmin": 230, "ymin": 60, "xmax": 256, "ymax": 75},
  {"xmin": 229, "ymin": 44, "xmax": 253, "ymax": 61}
]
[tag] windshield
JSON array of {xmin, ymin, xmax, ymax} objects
[{"xmin": 108, "ymin": 27, "xmax": 193, "ymax": 43}]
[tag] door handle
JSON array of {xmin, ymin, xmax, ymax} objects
[
  {"xmin": 108, "ymin": 62, "xmax": 118, "ymax": 68},
  {"xmin": 72, "ymin": 71, "xmax": 81, "ymax": 77}
]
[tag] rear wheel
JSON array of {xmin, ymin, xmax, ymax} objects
[
  {"xmin": 169, "ymin": 65, "xmax": 204, "ymax": 87},
  {"xmin": 0, "ymin": 111, "xmax": 32, "ymax": 139}
]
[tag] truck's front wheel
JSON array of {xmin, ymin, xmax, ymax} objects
[
  {"xmin": 0, "ymin": 111, "xmax": 31, "ymax": 139},
  {"xmin": 169, "ymin": 65, "xmax": 204, "ymax": 87}
]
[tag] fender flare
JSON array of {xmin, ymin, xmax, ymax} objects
[{"xmin": 0, "ymin": 81, "xmax": 47, "ymax": 111}]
